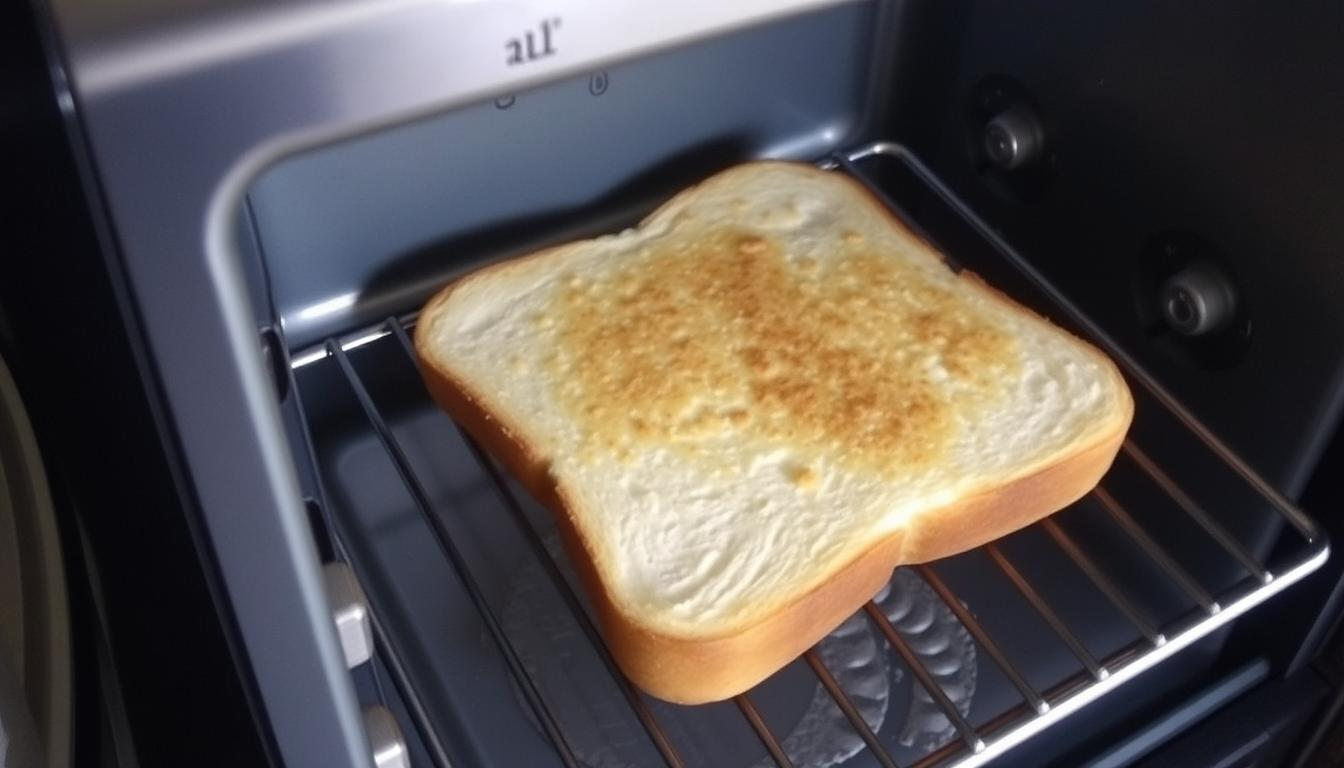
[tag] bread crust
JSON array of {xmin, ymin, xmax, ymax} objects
[{"xmin": 414, "ymin": 161, "xmax": 1133, "ymax": 704}]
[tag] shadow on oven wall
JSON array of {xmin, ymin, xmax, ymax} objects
[{"xmin": 356, "ymin": 138, "xmax": 755, "ymax": 325}]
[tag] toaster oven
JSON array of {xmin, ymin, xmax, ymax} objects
[{"xmin": 5, "ymin": 1, "xmax": 1344, "ymax": 767}]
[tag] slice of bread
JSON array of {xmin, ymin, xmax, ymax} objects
[{"xmin": 414, "ymin": 162, "xmax": 1133, "ymax": 704}]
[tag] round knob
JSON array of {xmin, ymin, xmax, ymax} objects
[
  {"xmin": 983, "ymin": 105, "xmax": 1044, "ymax": 170},
  {"xmin": 1161, "ymin": 262, "xmax": 1237, "ymax": 336}
]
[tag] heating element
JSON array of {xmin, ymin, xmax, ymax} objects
[{"xmin": 283, "ymin": 143, "xmax": 1327, "ymax": 768}]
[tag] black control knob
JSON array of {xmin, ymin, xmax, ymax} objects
[
  {"xmin": 983, "ymin": 105, "xmax": 1045, "ymax": 171},
  {"xmin": 1161, "ymin": 262, "xmax": 1238, "ymax": 336}
]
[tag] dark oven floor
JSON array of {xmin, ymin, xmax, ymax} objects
[{"xmin": 285, "ymin": 144, "xmax": 1326, "ymax": 768}]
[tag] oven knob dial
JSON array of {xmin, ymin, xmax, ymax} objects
[
  {"xmin": 1161, "ymin": 262, "xmax": 1238, "ymax": 336},
  {"xmin": 983, "ymin": 105, "xmax": 1045, "ymax": 171}
]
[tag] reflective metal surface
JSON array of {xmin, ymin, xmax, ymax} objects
[{"xmin": 323, "ymin": 563, "xmax": 374, "ymax": 669}]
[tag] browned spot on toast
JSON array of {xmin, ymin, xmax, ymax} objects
[
  {"xmin": 788, "ymin": 464, "xmax": 819, "ymax": 490},
  {"xmin": 546, "ymin": 229, "xmax": 1019, "ymax": 475}
]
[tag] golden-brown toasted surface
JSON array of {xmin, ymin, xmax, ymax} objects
[
  {"xmin": 414, "ymin": 161, "xmax": 1134, "ymax": 704},
  {"xmin": 547, "ymin": 228, "xmax": 1019, "ymax": 475}
]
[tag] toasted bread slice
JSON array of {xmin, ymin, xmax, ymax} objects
[{"xmin": 414, "ymin": 162, "xmax": 1133, "ymax": 703}]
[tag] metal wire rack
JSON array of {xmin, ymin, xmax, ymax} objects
[{"xmin": 286, "ymin": 142, "xmax": 1328, "ymax": 768}]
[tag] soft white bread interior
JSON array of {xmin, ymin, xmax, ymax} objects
[{"xmin": 415, "ymin": 162, "xmax": 1134, "ymax": 704}]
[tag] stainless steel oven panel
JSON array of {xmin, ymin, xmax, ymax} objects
[
  {"xmin": 40, "ymin": 2, "xmax": 862, "ymax": 766},
  {"xmin": 245, "ymin": 4, "xmax": 880, "ymax": 350}
]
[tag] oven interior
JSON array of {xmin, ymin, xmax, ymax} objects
[{"xmin": 224, "ymin": 3, "xmax": 1336, "ymax": 766}]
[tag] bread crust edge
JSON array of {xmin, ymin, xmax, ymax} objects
[
  {"xmin": 411, "ymin": 161, "xmax": 1134, "ymax": 704},
  {"xmin": 415, "ymin": 307, "xmax": 1129, "ymax": 705}
]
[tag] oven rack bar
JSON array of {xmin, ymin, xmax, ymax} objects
[
  {"xmin": 328, "ymin": 338, "xmax": 585, "ymax": 767},
  {"xmin": 832, "ymin": 142, "xmax": 1322, "ymax": 547},
  {"xmin": 381, "ymin": 322, "xmax": 690, "ymax": 768},
  {"xmin": 284, "ymin": 342, "xmax": 461, "ymax": 767},
  {"xmin": 803, "ymin": 648, "xmax": 899, "ymax": 768},
  {"xmin": 915, "ymin": 565, "xmax": 1049, "ymax": 715},
  {"xmin": 297, "ymin": 141, "xmax": 1329, "ymax": 768},
  {"xmin": 1092, "ymin": 487, "xmax": 1219, "ymax": 612},
  {"xmin": 324, "ymin": 314, "xmax": 1326, "ymax": 768},
  {"xmin": 1120, "ymin": 441, "xmax": 1271, "ymax": 584},
  {"xmin": 983, "ymin": 543, "xmax": 1110, "ymax": 681},
  {"xmin": 1038, "ymin": 518, "xmax": 1166, "ymax": 647},
  {"xmin": 865, "ymin": 602, "xmax": 987, "ymax": 753}
]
